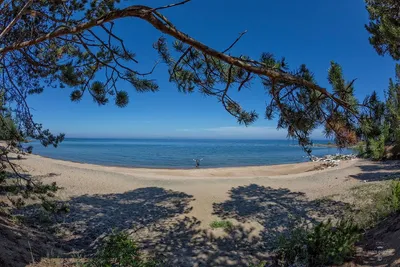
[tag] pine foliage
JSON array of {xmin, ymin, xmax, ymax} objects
[
  {"xmin": 366, "ymin": 0, "xmax": 400, "ymax": 60},
  {"xmin": 0, "ymin": 0, "xmax": 362, "ymax": 154},
  {"xmin": 358, "ymin": 65, "xmax": 400, "ymax": 159}
]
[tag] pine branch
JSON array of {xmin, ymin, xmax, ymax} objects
[
  {"xmin": 222, "ymin": 30, "xmax": 248, "ymax": 53},
  {"xmin": 150, "ymin": 0, "xmax": 192, "ymax": 12},
  {"xmin": 0, "ymin": 0, "xmax": 34, "ymax": 40},
  {"xmin": 0, "ymin": 4, "xmax": 356, "ymax": 117}
]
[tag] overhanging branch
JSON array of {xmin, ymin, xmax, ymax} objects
[{"xmin": 0, "ymin": 3, "xmax": 356, "ymax": 115}]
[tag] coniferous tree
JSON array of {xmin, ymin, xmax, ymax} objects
[
  {"xmin": 385, "ymin": 65, "xmax": 400, "ymax": 143},
  {"xmin": 357, "ymin": 65, "xmax": 400, "ymax": 159},
  {"xmin": 359, "ymin": 91, "xmax": 387, "ymax": 159},
  {"xmin": 0, "ymin": 0, "xmax": 360, "ymax": 154},
  {"xmin": 366, "ymin": 0, "xmax": 400, "ymax": 60},
  {"xmin": 364, "ymin": 0, "xmax": 400, "ymax": 158},
  {"xmin": 0, "ymin": 1, "xmax": 365, "ymax": 204}
]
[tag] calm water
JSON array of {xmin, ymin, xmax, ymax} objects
[{"xmin": 30, "ymin": 138, "xmax": 354, "ymax": 168}]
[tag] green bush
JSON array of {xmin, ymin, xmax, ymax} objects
[
  {"xmin": 250, "ymin": 261, "xmax": 268, "ymax": 267},
  {"xmin": 85, "ymin": 230, "xmax": 157, "ymax": 267},
  {"xmin": 349, "ymin": 180, "xmax": 400, "ymax": 229},
  {"xmin": 210, "ymin": 220, "xmax": 234, "ymax": 232},
  {"xmin": 390, "ymin": 180, "xmax": 400, "ymax": 211},
  {"xmin": 369, "ymin": 135, "xmax": 386, "ymax": 160},
  {"xmin": 0, "ymin": 114, "xmax": 23, "ymax": 142},
  {"xmin": 355, "ymin": 141, "xmax": 366, "ymax": 157},
  {"xmin": 275, "ymin": 219, "xmax": 360, "ymax": 266}
]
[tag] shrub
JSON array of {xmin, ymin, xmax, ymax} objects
[
  {"xmin": 355, "ymin": 141, "xmax": 366, "ymax": 157},
  {"xmin": 250, "ymin": 261, "xmax": 268, "ymax": 267},
  {"xmin": 210, "ymin": 220, "xmax": 234, "ymax": 232},
  {"xmin": 275, "ymin": 219, "xmax": 360, "ymax": 266},
  {"xmin": 348, "ymin": 180, "xmax": 400, "ymax": 229},
  {"xmin": 85, "ymin": 230, "xmax": 157, "ymax": 267},
  {"xmin": 368, "ymin": 135, "xmax": 386, "ymax": 160},
  {"xmin": 390, "ymin": 180, "xmax": 400, "ymax": 211}
]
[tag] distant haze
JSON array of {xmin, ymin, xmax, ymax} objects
[{"xmin": 64, "ymin": 126, "xmax": 326, "ymax": 140}]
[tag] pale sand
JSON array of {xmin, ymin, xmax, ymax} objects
[
  {"xmin": 11, "ymin": 154, "xmax": 400, "ymax": 266},
  {"xmin": 20, "ymin": 154, "xmax": 365, "ymax": 225}
]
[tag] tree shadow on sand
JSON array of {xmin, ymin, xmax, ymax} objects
[
  {"xmin": 21, "ymin": 187, "xmax": 194, "ymax": 253},
  {"xmin": 350, "ymin": 160, "xmax": 400, "ymax": 182},
  {"xmin": 136, "ymin": 184, "xmax": 350, "ymax": 266},
  {"xmin": 213, "ymin": 184, "xmax": 350, "ymax": 245},
  {"xmin": 139, "ymin": 216, "xmax": 270, "ymax": 266},
  {"xmin": 15, "ymin": 185, "xmax": 351, "ymax": 266}
]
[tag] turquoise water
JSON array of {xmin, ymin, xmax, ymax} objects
[{"xmin": 30, "ymin": 138, "xmax": 353, "ymax": 168}]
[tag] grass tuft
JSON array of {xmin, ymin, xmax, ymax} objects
[{"xmin": 210, "ymin": 220, "xmax": 234, "ymax": 232}]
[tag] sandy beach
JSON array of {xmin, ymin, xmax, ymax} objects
[
  {"xmin": 4, "ymin": 154, "xmax": 400, "ymax": 266},
  {"xmin": 20, "ymin": 154, "xmax": 363, "ymax": 224}
]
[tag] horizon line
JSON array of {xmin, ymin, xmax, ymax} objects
[{"xmin": 60, "ymin": 137, "xmax": 331, "ymax": 141}]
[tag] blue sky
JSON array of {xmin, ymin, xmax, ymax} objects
[{"xmin": 28, "ymin": 0, "xmax": 396, "ymax": 139}]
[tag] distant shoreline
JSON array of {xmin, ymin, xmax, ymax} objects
[
  {"xmin": 312, "ymin": 143, "xmax": 339, "ymax": 148},
  {"xmin": 313, "ymin": 143, "xmax": 358, "ymax": 149}
]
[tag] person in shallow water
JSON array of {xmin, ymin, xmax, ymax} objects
[{"xmin": 193, "ymin": 158, "xmax": 203, "ymax": 168}]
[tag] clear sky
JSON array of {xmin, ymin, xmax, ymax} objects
[{"xmin": 28, "ymin": 0, "xmax": 396, "ymax": 139}]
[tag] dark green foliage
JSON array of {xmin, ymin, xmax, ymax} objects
[
  {"xmin": 85, "ymin": 230, "xmax": 157, "ymax": 267},
  {"xmin": 90, "ymin": 81, "xmax": 109, "ymax": 105},
  {"xmin": 369, "ymin": 129, "xmax": 387, "ymax": 160},
  {"xmin": 358, "ymin": 65, "xmax": 400, "ymax": 159},
  {"xmin": 390, "ymin": 180, "xmax": 400, "ymax": 211},
  {"xmin": 365, "ymin": 0, "xmax": 400, "ymax": 60},
  {"xmin": 364, "ymin": 2, "xmax": 400, "ymax": 158},
  {"xmin": 386, "ymin": 65, "xmax": 400, "ymax": 143},
  {"xmin": 0, "ymin": 94, "xmax": 23, "ymax": 142},
  {"xmin": 127, "ymin": 73, "xmax": 159, "ymax": 93},
  {"xmin": 0, "ymin": 168, "xmax": 63, "ymax": 210},
  {"xmin": 116, "ymin": 91, "xmax": 129, "ymax": 108},
  {"xmin": 39, "ymin": 197, "xmax": 70, "ymax": 214},
  {"xmin": 275, "ymin": 219, "xmax": 360, "ymax": 266},
  {"xmin": 0, "ymin": 115, "xmax": 23, "ymax": 142},
  {"xmin": 71, "ymin": 90, "xmax": 83, "ymax": 102}
]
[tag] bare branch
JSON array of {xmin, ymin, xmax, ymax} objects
[
  {"xmin": 0, "ymin": 0, "xmax": 34, "ymax": 40},
  {"xmin": 222, "ymin": 30, "xmax": 247, "ymax": 54},
  {"xmin": 150, "ymin": 0, "xmax": 191, "ymax": 12},
  {"xmin": 171, "ymin": 46, "xmax": 192, "ymax": 78},
  {"xmin": 100, "ymin": 24, "xmax": 138, "ymax": 63},
  {"xmin": 237, "ymin": 72, "xmax": 252, "ymax": 92}
]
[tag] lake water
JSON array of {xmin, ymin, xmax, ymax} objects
[{"xmin": 30, "ymin": 138, "xmax": 354, "ymax": 168}]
